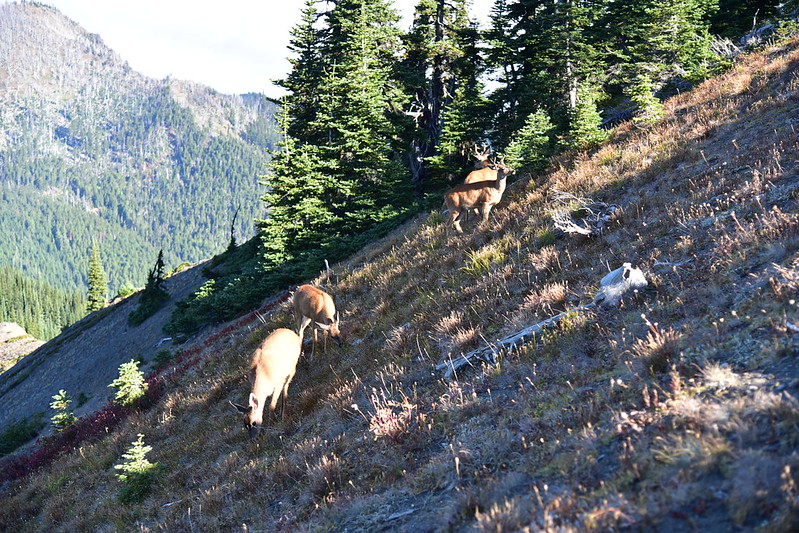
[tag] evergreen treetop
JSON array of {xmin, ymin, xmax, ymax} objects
[{"xmin": 86, "ymin": 241, "xmax": 108, "ymax": 313}]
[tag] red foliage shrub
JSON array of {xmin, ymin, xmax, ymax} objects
[{"xmin": 0, "ymin": 291, "xmax": 291, "ymax": 484}]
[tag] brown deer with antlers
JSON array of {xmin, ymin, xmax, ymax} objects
[
  {"xmin": 444, "ymin": 163, "xmax": 515, "ymax": 233},
  {"xmin": 472, "ymin": 141, "xmax": 492, "ymax": 168}
]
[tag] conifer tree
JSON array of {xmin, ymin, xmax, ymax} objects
[
  {"xmin": 567, "ymin": 81, "xmax": 608, "ymax": 149},
  {"xmin": 273, "ymin": 0, "xmax": 326, "ymax": 142},
  {"xmin": 50, "ymin": 389, "xmax": 77, "ymax": 431},
  {"xmin": 505, "ymin": 109, "xmax": 556, "ymax": 174},
  {"xmin": 260, "ymin": 0, "xmax": 412, "ymax": 271},
  {"xmin": 603, "ymin": 0, "xmax": 718, "ymax": 88},
  {"xmin": 710, "ymin": 0, "xmax": 774, "ymax": 40},
  {"xmin": 86, "ymin": 241, "xmax": 107, "ymax": 313},
  {"xmin": 401, "ymin": 0, "xmax": 486, "ymax": 186},
  {"xmin": 486, "ymin": 0, "xmax": 606, "ymax": 150},
  {"xmin": 128, "ymin": 250, "xmax": 169, "ymax": 326}
]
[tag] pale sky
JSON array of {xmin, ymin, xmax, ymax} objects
[{"xmin": 8, "ymin": 0, "xmax": 495, "ymax": 97}]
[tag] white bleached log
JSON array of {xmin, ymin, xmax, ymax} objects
[{"xmin": 436, "ymin": 264, "xmax": 647, "ymax": 379}]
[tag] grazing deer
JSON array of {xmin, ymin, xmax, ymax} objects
[
  {"xmin": 230, "ymin": 328, "xmax": 301, "ymax": 439},
  {"xmin": 444, "ymin": 164, "xmax": 515, "ymax": 233},
  {"xmin": 293, "ymin": 284, "xmax": 341, "ymax": 357}
]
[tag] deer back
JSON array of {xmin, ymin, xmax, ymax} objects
[
  {"xmin": 445, "ymin": 168, "xmax": 511, "ymax": 210},
  {"xmin": 251, "ymin": 328, "xmax": 301, "ymax": 387},
  {"xmin": 294, "ymin": 284, "xmax": 336, "ymax": 324},
  {"xmin": 464, "ymin": 165, "xmax": 499, "ymax": 184}
]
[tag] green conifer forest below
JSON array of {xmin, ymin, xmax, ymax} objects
[{"xmin": 0, "ymin": 3, "xmax": 280, "ymax": 338}]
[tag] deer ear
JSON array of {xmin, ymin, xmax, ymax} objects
[
  {"xmin": 249, "ymin": 393, "xmax": 259, "ymax": 410},
  {"xmin": 229, "ymin": 400, "xmax": 250, "ymax": 414}
]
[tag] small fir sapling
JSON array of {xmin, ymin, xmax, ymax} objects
[
  {"xmin": 50, "ymin": 389, "xmax": 77, "ymax": 431},
  {"xmin": 108, "ymin": 359, "xmax": 148, "ymax": 405},
  {"xmin": 114, "ymin": 433, "xmax": 159, "ymax": 504}
]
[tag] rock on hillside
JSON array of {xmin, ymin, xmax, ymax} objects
[
  {"xmin": 0, "ymin": 261, "xmax": 208, "ymax": 440},
  {"xmin": 0, "ymin": 323, "xmax": 43, "ymax": 374}
]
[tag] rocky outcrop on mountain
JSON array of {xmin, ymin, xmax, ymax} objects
[{"xmin": 0, "ymin": 322, "xmax": 43, "ymax": 374}]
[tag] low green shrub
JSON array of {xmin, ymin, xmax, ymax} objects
[{"xmin": 0, "ymin": 414, "xmax": 45, "ymax": 457}]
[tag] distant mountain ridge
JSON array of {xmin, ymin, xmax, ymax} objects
[{"xmin": 0, "ymin": 2, "xmax": 279, "ymax": 293}]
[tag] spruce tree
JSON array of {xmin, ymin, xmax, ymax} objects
[
  {"xmin": 487, "ymin": 0, "xmax": 604, "ymax": 145},
  {"xmin": 128, "ymin": 250, "xmax": 169, "ymax": 326},
  {"xmin": 86, "ymin": 241, "xmax": 107, "ymax": 313},
  {"xmin": 568, "ymin": 81, "xmax": 608, "ymax": 149},
  {"xmin": 603, "ymin": 0, "xmax": 719, "ymax": 89},
  {"xmin": 273, "ymin": 0, "xmax": 326, "ymax": 142},
  {"xmin": 505, "ymin": 109, "xmax": 556, "ymax": 174},
  {"xmin": 50, "ymin": 389, "xmax": 78, "ymax": 431},
  {"xmin": 260, "ymin": 0, "xmax": 412, "ymax": 271},
  {"xmin": 400, "ymin": 0, "xmax": 486, "ymax": 186}
]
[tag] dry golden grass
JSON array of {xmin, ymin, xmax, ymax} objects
[{"xmin": 2, "ymin": 37, "xmax": 799, "ymax": 532}]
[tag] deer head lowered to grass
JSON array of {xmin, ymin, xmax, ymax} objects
[
  {"xmin": 293, "ymin": 284, "xmax": 341, "ymax": 358},
  {"xmin": 230, "ymin": 328, "xmax": 301, "ymax": 439},
  {"xmin": 444, "ymin": 163, "xmax": 515, "ymax": 233}
]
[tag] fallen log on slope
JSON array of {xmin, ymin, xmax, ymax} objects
[{"xmin": 436, "ymin": 263, "xmax": 647, "ymax": 379}]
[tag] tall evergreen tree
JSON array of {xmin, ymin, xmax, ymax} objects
[
  {"xmin": 602, "ymin": 0, "xmax": 719, "ymax": 89},
  {"xmin": 710, "ymin": 0, "xmax": 779, "ymax": 39},
  {"xmin": 401, "ymin": 0, "xmax": 486, "ymax": 187},
  {"xmin": 86, "ymin": 241, "xmax": 107, "ymax": 313},
  {"xmin": 128, "ymin": 249, "xmax": 169, "ymax": 326},
  {"xmin": 486, "ymin": 0, "xmax": 605, "ymax": 147},
  {"xmin": 273, "ymin": 0, "xmax": 326, "ymax": 142},
  {"xmin": 261, "ymin": 0, "xmax": 412, "ymax": 270}
]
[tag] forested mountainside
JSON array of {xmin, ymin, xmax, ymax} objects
[
  {"xmin": 0, "ymin": 34, "xmax": 797, "ymax": 531},
  {"xmin": 0, "ymin": 266, "xmax": 84, "ymax": 341},
  {"xmin": 0, "ymin": 2, "xmax": 279, "ymax": 295}
]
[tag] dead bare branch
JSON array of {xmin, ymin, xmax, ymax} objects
[{"xmin": 550, "ymin": 191, "xmax": 620, "ymax": 236}]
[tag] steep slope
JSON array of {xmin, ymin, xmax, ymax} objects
[
  {"xmin": 0, "ymin": 259, "xmax": 208, "ymax": 446},
  {"xmin": 0, "ymin": 3, "xmax": 278, "ymax": 293},
  {"xmin": 1, "ymin": 37, "xmax": 798, "ymax": 531}
]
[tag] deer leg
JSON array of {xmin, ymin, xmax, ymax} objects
[
  {"xmin": 480, "ymin": 204, "xmax": 493, "ymax": 224},
  {"xmin": 450, "ymin": 209, "xmax": 464, "ymax": 234},
  {"xmin": 280, "ymin": 381, "xmax": 291, "ymax": 422},
  {"xmin": 298, "ymin": 316, "xmax": 311, "ymax": 340},
  {"xmin": 266, "ymin": 386, "xmax": 279, "ymax": 424}
]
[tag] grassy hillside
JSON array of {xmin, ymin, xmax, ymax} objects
[{"xmin": 1, "ymin": 38, "xmax": 798, "ymax": 531}]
